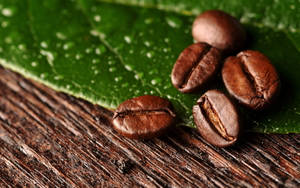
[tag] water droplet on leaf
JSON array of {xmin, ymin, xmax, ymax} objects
[
  {"xmin": 124, "ymin": 36, "xmax": 132, "ymax": 44},
  {"xmin": 40, "ymin": 41, "xmax": 48, "ymax": 48},
  {"xmin": 31, "ymin": 62, "xmax": 37, "ymax": 67},
  {"xmin": 2, "ymin": 8, "xmax": 13, "ymax": 17},
  {"xmin": 94, "ymin": 15, "xmax": 101, "ymax": 22},
  {"xmin": 165, "ymin": 16, "xmax": 182, "ymax": 28}
]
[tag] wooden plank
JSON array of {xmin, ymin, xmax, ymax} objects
[{"xmin": 0, "ymin": 67, "xmax": 299, "ymax": 187}]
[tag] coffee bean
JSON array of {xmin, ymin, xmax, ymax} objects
[
  {"xmin": 193, "ymin": 90, "xmax": 240, "ymax": 147},
  {"xmin": 112, "ymin": 95, "xmax": 176, "ymax": 139},
  {"xmin": 171, "ymin": 42, "xmax": 222, "ymax": 93},
  {"xmin": 192, "ymin": 10, "xmax": 246, "ymax": 54},
  {"xmin": 222, "ymin": 50, "xmax": 280, "ymax": 110}
]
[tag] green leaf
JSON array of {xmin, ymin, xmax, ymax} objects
[{"xmin": 0, "ymin": 0, "xmax": 299, "ymax": 133}]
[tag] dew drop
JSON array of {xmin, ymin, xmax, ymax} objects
[
  {"xmin": 134, "ymin": 72, "xmax": 144, "ymax": 80},
  {"xmin": 2, "ymin": 8, "xmax": 13, "ymax": 17},
  {"xmin": 54, "ymin": 75, "xmax": 63, "ymax": 80},
  {"xmin": 124, "ymin": 36, "xmax": 132, "ymax": 44},
  {"xmin": 290, "ymin": 5, "xmax": 295, "ymax": 9},
  {"xmin": 31, "ymin": 61, "xmax": 37, "ymax": 67},
  {"xmin": 95, "ymin": 45, "xmax": 106, "ymax": 55},
  {"xmin": 163, "ymin": 85, "xmax": 171, "ymax": 89},
  {"xmin": 94, "ymin": 15, "xmax": 101, "ymax": 22},
  {"xmin": 90, "ymin": 29, "xmax": 99, "ymax": 36},
  {"xmin": 109, "ymin": 67, "xmax": 116, "ymax": 72},
  {"xmin": 85, "ymin": 48, "xmax": 92, "ymax": 54},
  {"xmin": 151, "ymin": 77, "xmax": 161, "ymax": 85},
  {"xmin": 146, "ymin": 51, "xmax": 153, "ymax": 58},
  {"xmin": 40, "ymin": 73, "xmax": 48, "ymax": 79},
  {"xmin": 18, "ymin": 44, "xmax": 26, "ymax": 51},
  {"xmin": 94, "ymin": 70, "xmax": 99, "ymax": 75},
  {"xmin": 91, "ymin": 80, "xmax": 95, "ymax": 84},
  {"xmin": 134, "ymin": 90, "xmax": 140, "ymax": 95},
  {"xmin": 144, "ymin": 18, "xmax": 153, "ymax": 24},
  {"xmin": 125, "ymin": 64, "xmax": 133, "ymax": 71},
  {"xmin": 63, "ymin": 42, "xmax": 74, "ymax": 50},
  {"xmin": 144, "ymin": 41, "xmax": 151, "ymax": 47},
  {"xmin": 75, "ymin": 54, "xmax": 82, "ymax": 60},
  {"xmin": 92, "ymin": 59, "xmax": 100, "ymax": 64},
  {"xmin": 90, "ymin": 30, "xmax": 106, "ymax": 39},
  {"xmin": 114, "ymin": 76, "xmax": 123, "ymax": 82},
  {"xmin": 40, "ymin": 41, "xmax": 48, "ymax": 48},
  {"xmin": 165, "ymin": 16, "xmax": 182, "ymax": 28},
  {"xmin": 56, "ymin": 32, "xmax": 67, "ymax": 40},
  {"xmin": 5, "ymin": 37, "xmax": 12, "ymax": 44},
  {"xmin": 40, "ymin": 50, "xmax": 55, "ymax": 65},
  {"xmin": 290, "ymin": 26, "xmax": 297, "ymax": 33},
  {"xmin": 1, "ymin": 21, "xmax": 8, "ymax": 28},
  {"xmin": 277, "ymin": 22, "xmax": 285, "ymax": 30}
]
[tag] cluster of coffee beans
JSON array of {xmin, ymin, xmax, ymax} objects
[
  {"xmin": 171, "ymin": 10, "xmax": 280, "ymax": 147},
  {"xmin": 112, "ymin": 10, "xmax": 280, "ymax": 148}
]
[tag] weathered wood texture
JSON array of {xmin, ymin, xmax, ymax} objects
[{"xmin": 0, "ymin": 66, "xmax": 299, "ymax": 188}]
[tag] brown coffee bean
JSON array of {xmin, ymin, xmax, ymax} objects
[
  {"xmin": 193, "ymin": 90, "xmax": 240, "ymax": 147},
  {"xmin": 192, "ymin": 10, "xmax": 246, "ymax": 53},
  {"xmin": 222, "ymin": 50, "xmax": 280, "ymax": 110},
  {"xmin": 171, "ymin": 42, "xmax": 222, "ymax": 93},
  {"xmin": 112, "ymin": 95, "xmax": 176, "ymax": 139}
]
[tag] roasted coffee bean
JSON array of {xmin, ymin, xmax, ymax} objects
[
  {"xmin": 192, "ymin": 10, "xmax": 246, "ymax": 53},
  {"xmin": 222, "ymin": 50, "xmax": 280, "ymax": 110},
  {"xmin": 193, "ymin": 90, "xmax": 240, "ymax": 147},
  {"xmin": 171, "ymin": 42, "xmax": 222, "ymax": 93},
  {"xmin": 112, "ymin": 95, "xmax": 176, "ymax": 139}
]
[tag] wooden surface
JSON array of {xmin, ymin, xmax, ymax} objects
[{"xmin": 0, "ymin": 66, "xmax": 299, "ymax": 188}]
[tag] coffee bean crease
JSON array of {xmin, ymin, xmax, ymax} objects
[
  {"xmin": 179, "ymin": 46, "xmax": 211, "ymax": 89},
  {"xmin": 222, "ymin": 50, "xmax": 280, "ymax": 110},
  {"xmin": 113, "ymin": 109, "xmax": 176, "ymax": 119},
  {"xmin": 200, "ymin": 96, "xmax": 234, "ymax": 141}
]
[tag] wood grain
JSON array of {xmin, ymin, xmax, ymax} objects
[{"xmin": 0, "ymin": 66, "xmax": 299, "ymax": 187}]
